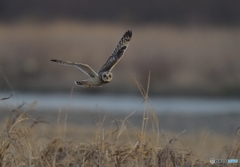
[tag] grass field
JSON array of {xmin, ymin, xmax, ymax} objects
[
  {"xmin": 0, "ymin": 79, "xmax": 239, "ymax": 166},
  {"xmin": 0, "ymin": 102, "xmax": 239, "ymax": 166}
]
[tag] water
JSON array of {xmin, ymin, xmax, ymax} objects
[{"xmin": 1, "ymin": 92, "xmax": 240, "ymax": 113}]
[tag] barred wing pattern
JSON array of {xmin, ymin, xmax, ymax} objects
[
  {"xmin": 51, "ymin": 59, "xmax": 98, "ymax": 77},
  {"xmin": 98, "ymin": 30, "xmax": 132, "ymax": 73}
]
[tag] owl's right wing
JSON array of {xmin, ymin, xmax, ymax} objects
[
  {"xmin": 51, "ymin": 59, "xmax": 98, "ymax": 77},
  {"xmin": 98, "ymin": 30, "xmax": 132, "ymax": 73}
]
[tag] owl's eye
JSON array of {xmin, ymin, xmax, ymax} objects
[{"xmin": 104, "ymin": 74, "xmax": 107, "ymax": 78}]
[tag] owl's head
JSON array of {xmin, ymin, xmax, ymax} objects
[{"xmin": 101, "ymin": 71, "xmax": 113, "ymax": 82}]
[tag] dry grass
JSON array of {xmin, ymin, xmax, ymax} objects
[
  {"xmin": 1, "ymin": 112, "xmax": 239, "ymax": 167},
  {"xmin": 0, "ymin": 76, "xmax": 240, "ymax": 167}
]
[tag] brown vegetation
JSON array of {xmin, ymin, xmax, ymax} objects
[
  {"xmin": 0, "ymin": 77, "xmax": 239, "ymax": 166},
  {"xmin": 0, "ymin": 22, "xmax": 240, "ymax": 95}
]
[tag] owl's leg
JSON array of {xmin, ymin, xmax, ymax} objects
[{"xmin": 74, "ymin": 81, "xmax": 91, "ymax": 88}]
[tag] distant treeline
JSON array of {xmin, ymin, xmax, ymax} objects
[{"xmin": 0, "ymin": 0, "xmax": 240, "ymax": 25}]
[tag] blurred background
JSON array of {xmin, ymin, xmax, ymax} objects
[
  {"xmin": 0, "ymin": 0, "xmax": 240, "ymax": 144},
  {"xmin": 0, "ymin": 0, "xmax": 240, "ymax": 95}
]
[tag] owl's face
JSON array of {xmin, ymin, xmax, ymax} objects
[{"xmin": 101, "ymin": 71, "xmax": 113, "ymax": 82}]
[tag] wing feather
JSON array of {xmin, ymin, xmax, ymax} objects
[
  {"xmin": 51, "ymin": 59, "xmax": 98, "ymax": 77},
  {"xmin": 98, "ymin": 30, "xmax": 132, "ymax": 73}
]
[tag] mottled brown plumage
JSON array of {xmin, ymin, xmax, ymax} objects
[{"xmin": 51, "ymin": 30, "xmax": 132, "ymax": 87}]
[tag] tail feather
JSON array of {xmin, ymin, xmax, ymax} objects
[{"xmin": 74, "ymin": 81, "xmax": 91, "ymax": 88}]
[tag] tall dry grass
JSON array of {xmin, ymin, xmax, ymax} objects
[{"xmin": 0, "ymin": 75, "xmax": 239, "ymax": 167}]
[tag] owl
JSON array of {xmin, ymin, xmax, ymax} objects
[{"xmin": 51, "ymin": 30, "xmax": 132, "ymax": 87}]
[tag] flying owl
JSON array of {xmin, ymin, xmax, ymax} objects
[{"xmin": 51, "ymin": 30, "xmax": 132, "ymax": 87}]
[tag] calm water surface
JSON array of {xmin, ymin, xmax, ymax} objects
[{"xmin": 1, "ymin": 92, "xmax": 240, "ymax": 114}]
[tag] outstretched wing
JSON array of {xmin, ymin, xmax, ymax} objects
[
  {"xmin": 98, "ymin": 30, "xmax": 132, "ymax": 73},
  {"xmin": 51, "ymin": 59, "xmax": 98, "ymax": 77}
]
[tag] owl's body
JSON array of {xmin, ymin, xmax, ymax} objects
[
  {"xmin": 75, "ymin": 78, "xmax": 102, "ymax": 88},
  {"xmin": 75, "ymin": 71, "xmax": 112, "ymax": 88},
  {"xmin": 51, "ymin": 30, "xmax": 132, "ymax": 87}
]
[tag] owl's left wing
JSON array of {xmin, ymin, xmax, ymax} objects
[
  {"xmin": 98, "ymin": 30, "xmax": 132, "ymax": 73},
  {"xmin": 51, "ymin": 59, "xmax": 98, "ymax": 77}
]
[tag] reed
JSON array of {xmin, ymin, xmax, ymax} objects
[{"xmin": 0, "ymin": 75, "xmax": 239, "ymax": 166}]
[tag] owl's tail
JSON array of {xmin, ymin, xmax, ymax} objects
[{"xmin": 74, "ymin": 81, "xmax": 91, "ymax": 88}]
